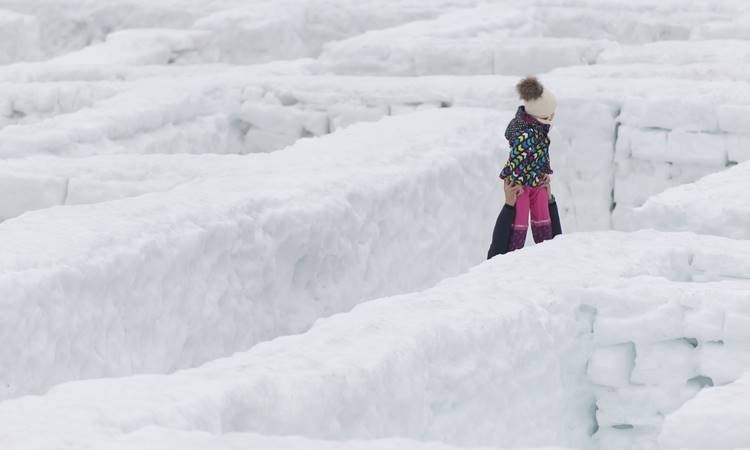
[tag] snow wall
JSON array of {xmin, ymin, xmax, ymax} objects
[
  {"xmin": 0, "ymin": 0, "xmax": 498, "ymax": 62},
  {"xmin": 631, "ymin": 159, "xmax": 750, "ymax": 240},
  {"xmin": 0, "ymin": 9, "xmax": 41, "ymax": 63},
  {"xmin": 612, "ymin": 99, "xmax": 750, "ymax": 229},
  {"xmin": 591, "ymin": 164, "xmax": 750, "ymax": 449},
  {"xmin": 0, "ymin": 109, "xmax": 505, "ymax": 400},
  {"xmin": 584, "ymin": 265, "xmax": 750, "ymax": 448},
  {"xmin": 1, "ymin": 74, "xmax": 747, "ymax": 235},
  {"xmin": 1, "ymin": 231, "xmax": 748, "ymax": 450}
]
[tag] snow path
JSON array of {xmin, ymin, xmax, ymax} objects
[
  {"xmin": 0, "ymin": 108, "xmax": 505, "ymax": 400},
  {"xmin": 0, "ymin": 231, "xmax": 748, "ymax": 450}
]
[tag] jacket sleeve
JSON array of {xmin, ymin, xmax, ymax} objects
[
  {"xmin": 541, "ymin": 154, "xmax": 554, "ymax": 174},
  {"xmin": 549, "ymin": 199, "xmax": 562, "ymax": 237},
  {"xmin": 499, "ymin": 132, "xmax": 529, "ymax": 183},
  {"xmin": 487, "ymin": 204, "xmax": 516, "ymax": 259}
]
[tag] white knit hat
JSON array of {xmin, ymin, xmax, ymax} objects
[{"xmin": 517, "ymin": 77, "xmax": 557, "ymax": 124}]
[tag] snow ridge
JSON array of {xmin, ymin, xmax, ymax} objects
[{"xmin": 0, "ymin": 109, "xmax": 505, "ymax": 400}]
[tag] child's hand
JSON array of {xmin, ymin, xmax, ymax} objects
[
  {"xmin": 503, "ymin": 180, "xmax": 524, "ymax": 207},
  {"xmin": 539, "ymin": 175, "xmax": 553, "ymax": 200}
]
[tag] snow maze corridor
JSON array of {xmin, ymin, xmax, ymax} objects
[{"xmin": 1, "ymin": 1, "xmax": 750, "ymax": 450}]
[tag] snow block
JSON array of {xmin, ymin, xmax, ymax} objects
[
  {"xmin": 560, "ymin": 137, "xmax": 614, "ymax": 173},
  {"xmin": 0, "ymin": 171, "xmax": 66, "ymax": 221},
  {"xmin": 667, "ymin": 162, "xmax": 718, "ymax": 184},
  {"xmin": 699, "ymin": 341, "xmax": 750, "ymax": 386},
  {"xmin": 596, "ymin": 387, "xmax": 661, "ymax": 429},
  {"xmin": 690, "ymin": 246, "xmax": 750, "ymax": 284},
  {"xmin": 692, "ymin": 14, "xmax": 750, "ymax": 40},
  {"xmin": 244, "ymin": 128, "xmax": 299, "ymax": 153},
  {"xmin": 589, "ymin": 297, "xmax": 685, "ymax": 346},
  {"xmin": 236, "ymin": 103, "xmax": 305, "ymax": 135},
  {"xmin": 594, "ymin": 425, "xmax": 660, "ymax": 450},
  {"xmin": 623, "ymin": 127, "xmax": 668, "ymax": 162},
  {"xmin": 631, "ymin": 339, "xmax": 698, "ymax": 386},
  {"xmin": 666, "ymin": 130, "xmax": 727, "ymax": 167},
  {"xmin": 0, "ymin": 152, "xmax": 286, "ymax": 220},
  {"xmin": 588, "ymin": 343, "xmax": 636, "ymax": 387},
  {"xmin": 0, "ymin": 80, "xmax": 235, "ymax": 157},
  {"xmin": 329, "ymin": 104, "xmax": 389, "ymax": 131},
  {"xmin": 718, "ymin": 104, "xmax": 750, "ymax": 134},
  {"xmin": 49, "ymin": 29, "xmax": 214, "ymax": 66},
  {"xmin": 556, "ymin": 99, "xmax": 618, "ymax": 143},
  {"xmin": 613, "ymin": 158, "xmax": 671, "ymax": 208},
  {"xmin": 726, "ymin": 133, "xmax": 750, "ymax": 163},
  {"xmin": 683, "ymin": 307, "xmax": 724, "ymax": 342},
  {"xmin": 492, "ymin": 39, "xmax": 610, "ymax": 76},
  {"xmin": 598, "ymin": 39, "xmax": 750, "ymax": 66},
  {"xmin": 549, "ymin": 102, "xmax": 618, "ymax": 232},
  {"xmin": 416, "ymin": 41, "xmax": 494, "ymax": 75},
  {"xmin": 0, "ymin": 10, "xmax": 41, "ymax": 63},
  {"xmin": 723, "ymin": 313, "xmax": 750, "ymax": 345},
  {"xmin": 596, "ymin": 384, "xmax": 695, "ymax": 427},
  {"xmin": 192, "ymin": 7, "xmax": 309, "ymax": 64},
  {"xmin": 619, "ymin": 98, "xmax": 718, "ymax": 132},
  {"xmin": 235, "ymin": 101, "xmax": 330, "ymax": 140},
  {"xmin": 614, "ymin": 125, "xmax": 634, "ymax": 162}
]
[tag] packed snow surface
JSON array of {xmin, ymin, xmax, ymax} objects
[
  {"xmin": 2, "ymin": 1, "xmax": 750, "ymax": 450},
  {"xmin": 659, "ymin": 371, "xmax": 750, "ymax": 449},
  {"xmin": 1, "ymin": 231, "xmax": 748, "ymax": 450},
  {"xmin": 631, "ymin": 160, "xmax": 750, "ymax": 239},
  {"xmin": 103, "ymin": 429, "xmax": 572, "ymax": 450},
  {"xmin": 0, "ymin": 109, "xmax": 505, "ymax": 400}
]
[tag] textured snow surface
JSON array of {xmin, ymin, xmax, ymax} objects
[
  {"xmin": 1, "ymin": 231, "xmax": 748, "ymax": 450},
  {"xmin": 103, "ymin": 429, "xmax": 572, "ymax": 450},
  {"xmin": 0, "ymin": 0, "xmax": 498, "ymax": 62},
  {"xmin": 3, "ymin": 71, "xmax": 748, "ymax": 232},
  {"xmin": 2, "ymin": 1, "xmax": 750, "ymax": 450},
  {"xmin": 659, "ymin": 372, "xmax": 750, "ymax": 449},
  {"xmin": 631, "ymin": 161, "xmax": 750, "ymax": 239},
  {"xmin": 0, "ymin": 109, "xmax": 506, "ymax": 399}
]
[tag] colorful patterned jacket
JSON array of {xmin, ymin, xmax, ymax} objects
[{"xmin": 499, "ymin": 106, "xmax": 553, "ymax": 187}]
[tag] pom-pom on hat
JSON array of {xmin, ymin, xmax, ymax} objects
[{"xmin": 516, "ymin": 76, "xmax": 556, "ymax": 124}]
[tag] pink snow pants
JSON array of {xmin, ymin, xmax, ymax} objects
[{"xmin": 508, "ymin": 186, "xmax": 554, "ymax": 252}]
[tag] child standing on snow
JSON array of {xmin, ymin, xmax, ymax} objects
[{"xmin": 499, "ymin": 76, "xmax": 557, "ymax": 252}]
